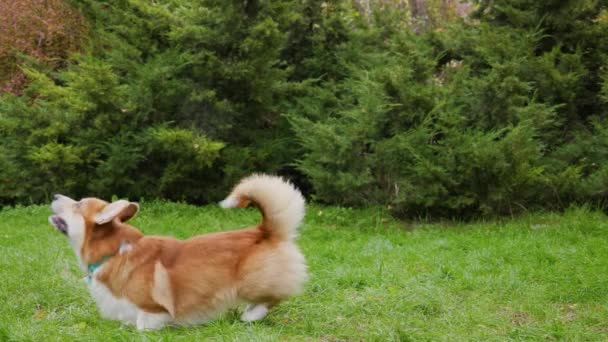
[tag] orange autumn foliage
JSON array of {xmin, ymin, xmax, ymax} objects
[{"xmin": 0, "ymin": 0, "xmax": 87, "ymax": 95}]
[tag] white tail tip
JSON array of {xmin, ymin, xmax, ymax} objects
[{"xmin": 219, "ymin": 196, "xmax": 238, "ymax": 209}]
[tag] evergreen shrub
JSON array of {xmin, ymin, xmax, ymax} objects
[{"xmin": 1, "ymin": 0, "xmax": 606, "ymax": 217}]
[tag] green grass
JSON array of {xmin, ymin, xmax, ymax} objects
[{"xmin": 1, "ymin": 203, "xmax": 607, "ymax": 341}]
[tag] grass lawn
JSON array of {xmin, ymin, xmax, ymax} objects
[{"xmin": 0, "ymin": 202, "xmax": 607, "ymax": 341}]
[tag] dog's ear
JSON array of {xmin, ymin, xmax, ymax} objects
[{"xmin": 95, "ymin": 200, "xmax": 139, "ymax": 225}]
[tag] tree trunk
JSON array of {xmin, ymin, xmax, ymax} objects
[{"xmin": 408, "ymin": 0, "xmax": 429, "ymax": 33}]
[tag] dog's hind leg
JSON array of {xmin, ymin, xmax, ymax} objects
[
  {"xmin": 240, "ymin": 304, "xmax": 270, "ymax": 322},
  {"xmin": 136, "ymin": 310, "xmax": 171, "ymax": 331}
]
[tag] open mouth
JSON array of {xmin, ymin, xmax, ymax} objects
[{"xmin": 49, "ymin": 215, "xmax": 68, "ymax": 235}]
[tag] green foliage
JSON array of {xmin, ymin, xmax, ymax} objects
[
  {"xmin": 0, "ymin": 0, "xmax": 296, "ymax": 204},
  {"xmin": 291, "ymin": 2, "xmax": 608, "ymax": 217},
  {"xmin": 473, "ymin": 0, "xmax": 608, "ymax": 120},
  {"xmin": 0, "ymin": 0, "xmax": 607, "ymax": 217}
]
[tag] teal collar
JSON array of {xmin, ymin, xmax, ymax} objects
[{"xmin": 87, "ymin": 256, "xmax": 111, "ymax": 274}]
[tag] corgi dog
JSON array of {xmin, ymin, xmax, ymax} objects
[{"xmin": 48, "ymin": 174, "xmax": 307, "ymax": 330}]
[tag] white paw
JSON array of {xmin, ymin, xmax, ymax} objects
[
  {"xmin": 136, "ymin": 311, "xmax": 170, "ymax": 331},
  {"xmin": 240, "ymin": 304, "xmax": 269, "ymax": 322}
]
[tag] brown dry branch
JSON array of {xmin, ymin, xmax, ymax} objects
[{"xmin": 0, "ymin": 0, "xmax": 87, "ymax": 95}]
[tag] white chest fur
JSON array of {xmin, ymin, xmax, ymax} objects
[
  {"xmin": 87, "ymin": 267, "xmax": 139, "ymax": 325},
  {"xmin": 87, "ymin": 266, "xmax": 172, "ymax": 330}
]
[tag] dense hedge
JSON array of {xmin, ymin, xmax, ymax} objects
[
  {"xmin": 292, "ymin": 1, "xmax": 608, "ymax": 217},
  {"xmin": 0, "ymin": 0, "xmax": 607, "ymax": 217}
]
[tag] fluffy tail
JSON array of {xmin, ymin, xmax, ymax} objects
[{"xmin": 219, "ymin": 174, "xmax": 305, "ymax": 241}]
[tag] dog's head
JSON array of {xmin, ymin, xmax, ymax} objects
[{"xmin": 48, "ymin": 194, "xmax": 142, "ymax": 271}]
